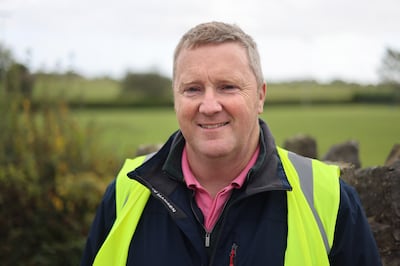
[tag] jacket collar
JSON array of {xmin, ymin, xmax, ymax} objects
[{"xmin": 129, "ymin": 119, "xmax": 291, "ymax": 196}]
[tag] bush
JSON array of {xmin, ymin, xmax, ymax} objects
[
  {"xmin": 5, "ymin": 63, "xmax": 34, "ymax": 99},
  {"xmin": 352, "ymin": 90, "xmax": 400, "ymax": 104},
  {"xmin": 0, "ymin": 92, "xmax": 118, "ymax": 265}
]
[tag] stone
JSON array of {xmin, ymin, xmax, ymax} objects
[
  {"xmin": 341, "ymin": 163, "xmax": 400, "ymax": 266},
  {"xmin": 322, "ymin": 140, "xmax": 361, "ymax": 168},
  {"xmin": 283, "ymin": 134, "xmax": 318, "ymax": 159},
  {"xmin": 385, "ymin": 143, "xmax": 400, "ymax": 167}
]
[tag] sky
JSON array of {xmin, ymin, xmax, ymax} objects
[{"xmin": 1, "ymin": 0, "xmax": 400, "ymax": 84}]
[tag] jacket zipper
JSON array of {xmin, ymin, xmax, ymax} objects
[
  {"xmin": 194, "ymin": 191, "xmax": 240, "ymax": 265},
  {"xmin": 229, "ymin": 243, "xmax": 238, "ymax": 266},
  {"xmin": 205, "ymin": 232, "xmax": 211, "ymax": 247},
  {"xmin": 190, "ymin": 192, "xmax": 213, "ymax": 248},
  {"xmin": 190, "ymin": 190, "xmax": 234, "ymax": 249}
]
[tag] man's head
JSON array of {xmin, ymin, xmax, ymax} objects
[
  {"xmin": 173, "ymin": 22, "xmax": 266, "ymax": 162},
  {"xmin": 173, "ymin": 21, "xmax": 264, "ymax": 90}
]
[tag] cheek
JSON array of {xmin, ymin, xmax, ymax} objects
[
  {"xmin": 174, "ymin": 96, "xmax": 185, "ymax": 114},
  {"xmin": 175, "ymin": 99, "xmax": 195, "ymax": 120}
]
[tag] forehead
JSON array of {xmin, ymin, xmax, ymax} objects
[
  {"xmin": 178, "ymin": 42, "xmax": 248, "ymax": 62},
  {"xmin": 175, "ymin": 43, "xmax": 252, "ymax": 78}
]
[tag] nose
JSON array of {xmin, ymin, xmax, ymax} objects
[{"xmin": 199, "ymin": 88, "xmax": 222, "ymax": 115}]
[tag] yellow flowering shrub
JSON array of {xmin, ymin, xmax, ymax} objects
[{"xmin": 0, "ymin": 92, "xmax": 118, "ymax": 265}]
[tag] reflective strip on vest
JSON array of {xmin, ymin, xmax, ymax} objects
[{"xmin": 94, "ymin": 147, "xmax": 340, "ymax": 266}]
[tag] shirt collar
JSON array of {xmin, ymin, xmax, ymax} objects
[{"xmin": 181, "ymin": 145, "xmax": 260, "ymax": 190}]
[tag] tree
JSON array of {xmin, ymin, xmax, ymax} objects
[
  {"xmin": 378, "ymin": 48, "xmax": 400, "ymax": 84},
  {"xmin": 0, "ymin": 43, "xmax": 14, "ymax": 91},
  {"xmin": 378, "ymin": 48, "xmax": 400, "ymax": 103}
]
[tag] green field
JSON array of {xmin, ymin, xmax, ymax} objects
[
  {"xmin": 72, "ymin": 104, "xmax": 400, "ymax": 168},
  {"xmin": 33, "ymin": 75, "xmax": 121, "ymax": 103}
]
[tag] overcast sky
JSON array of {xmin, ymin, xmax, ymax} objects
[{"xmin": 1, "ymin": 0, "xmax": 400, "ymax": 83}]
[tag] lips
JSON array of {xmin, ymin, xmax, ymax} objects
[{"xmin": 199, "ymin": 122, "xmax": 229, "ymax": 129}]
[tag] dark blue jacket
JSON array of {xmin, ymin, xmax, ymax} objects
[{"xmin": 81, "ymin": 121, "xmax": 381, "ymax": 266}]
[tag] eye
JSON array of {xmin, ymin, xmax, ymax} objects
[
  {"xmin": 223, "ymin": 85, "xmax": 235, "ymax": 90},
  {"xmin": 182, "ymin": 86, "xmax": 201, "ymax": 96},
  {"xmin": 220, "ymin": 84, "xmax": 238, "ymax": 92}
]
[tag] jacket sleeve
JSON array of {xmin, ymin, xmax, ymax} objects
[
  {"xmin": 80, "ymin": 180, "xmax": 117, "ymax": 266},
  {"xmin": 329, "ymin": 179, "xmax": 382, "ymax": 266}
]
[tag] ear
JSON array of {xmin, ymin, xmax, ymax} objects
[{"xmin": 257, "ymin": 82, "xmax": 266, "ymax": 114}]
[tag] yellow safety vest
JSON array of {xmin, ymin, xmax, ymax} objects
[{"xmin": 93, "ymin": 147, "xmax": 340, "ymax": 266}]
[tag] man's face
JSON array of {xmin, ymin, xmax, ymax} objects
[{"xmin": 173, "ymin": 42, "xmax": 266, "ymax": 160}]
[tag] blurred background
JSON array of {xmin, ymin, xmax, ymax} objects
[
  {"xmin": 2, "ymin": 0, "xmax": 400, "ymax": 82},
  {"xmin": 1, "ymin": 0, "xmax": 399, "ymax": 265}
]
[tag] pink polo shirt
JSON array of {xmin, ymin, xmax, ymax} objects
[{"xmin": 182, "ymin": 146, "xmax": 260, "ymax": 232}]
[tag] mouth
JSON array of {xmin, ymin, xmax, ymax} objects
[{"xmin": 199, "ymin": 122, "xmax": 229, "ymax": 129}]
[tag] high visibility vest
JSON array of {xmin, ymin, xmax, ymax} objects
[{"xmin": 93, "ymin": 147, "xmax": 340, "ymax": 266}]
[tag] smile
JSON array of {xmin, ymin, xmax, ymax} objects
[{"xmin": 199, "ymin": 122, "xmax": 229, "ymax": 129}]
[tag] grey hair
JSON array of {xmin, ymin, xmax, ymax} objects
[{"xmin": 173, "ymin": 21, "xmax": 264, "ymax": 88}]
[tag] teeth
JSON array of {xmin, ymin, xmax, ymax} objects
[{"xmin": 201, "ymin": 122, "xmax": 227, "ymax": 129}]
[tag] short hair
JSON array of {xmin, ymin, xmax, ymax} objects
[{"xmin": 173, "ymin": 21, "xmax": 264, "ymax": 88}]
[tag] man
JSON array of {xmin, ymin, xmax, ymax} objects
[{"xmin": 81, "ymin": 22, "xmax": 381, "ymax": 265}]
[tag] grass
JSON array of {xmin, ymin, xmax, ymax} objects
[
  {"xmin": 33, "ymin": 75, "xmax": 121, "ymax": 103},
  {"xmin": 261, "ymin": 104, "xmax": 400, "ymax": 167},
  {"xmin": 266, "ymin": 82, "xmax": 354, "ymax": 103},
  {"xmin": 71, "ymin": 104, "xmax": 400, "ymax": 167},
  {"xmin": 265, "ymin": 82, "xmax": 394, "ymax": 103},
  {"xmin": 72, "ymin": 108, "xmax": 179, "ymax": 157}
]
